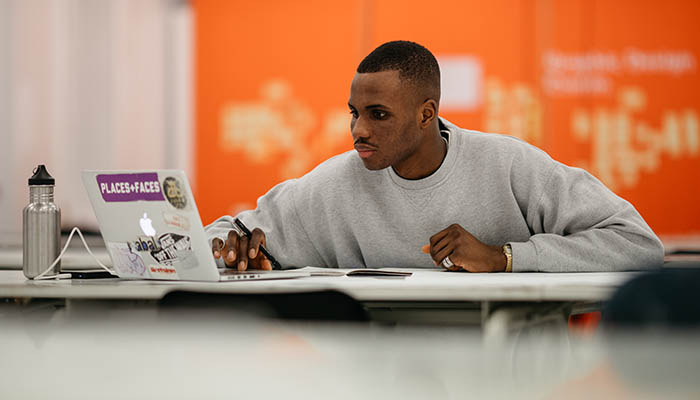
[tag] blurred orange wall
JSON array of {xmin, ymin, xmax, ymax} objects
[{"xmin": 193, "ymin": 0, "xmax": 700, "ymax": 235}]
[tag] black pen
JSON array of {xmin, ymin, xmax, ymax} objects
[{"xmin": 234, "ymin": 218, "xmax": 282, "ymax": 270}]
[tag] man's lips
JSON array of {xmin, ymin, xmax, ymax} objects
[{"xmin": 354, "ymin": 145, "xmax": 377, "ymax": 159}]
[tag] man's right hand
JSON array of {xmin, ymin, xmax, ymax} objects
[{"xmin": 211, "ymin": 228, "xmax": 272, "ymax": 271}]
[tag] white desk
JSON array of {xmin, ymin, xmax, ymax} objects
[
  {"xmin": 0, "ymin": 269, "xmax": 635, "ymax": 301},
  {"xmin": 0, "ymin": 269, "xmax": 638, "ymax": 337}
]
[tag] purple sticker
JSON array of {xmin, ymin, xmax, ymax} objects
[{"xmin": 96, "ymin": 173, "xmax": 165, "ymax": 202}]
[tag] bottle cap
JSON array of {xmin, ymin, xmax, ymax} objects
[{"xmin": 29, "ymin": 165, "xmax": 55, "ymax": 185}]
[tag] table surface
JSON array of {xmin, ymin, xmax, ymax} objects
[{"xmin": 0, "ymin": 269, "xmax": 640, "ymax": 302}]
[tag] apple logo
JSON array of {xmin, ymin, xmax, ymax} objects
[{"xmin": 139, "ymin": 213, "xmax": 156, "ymax": 237}]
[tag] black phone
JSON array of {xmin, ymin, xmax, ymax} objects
[{"xmin": 62, "ymin": 269, "xmax": 119, "ymax": 279}]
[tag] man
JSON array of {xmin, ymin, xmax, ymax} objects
[{"xmin": 206, "ymin": 40, "xmax": 664, "ymax": 273}]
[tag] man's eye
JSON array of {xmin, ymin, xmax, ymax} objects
[
  {"xmin": 349, "ymin": 110, "xmax": 358, "ymax": 118},
  {"xmin": 372, "ymin": 110, "xmax": 387, "ymax": 119}
]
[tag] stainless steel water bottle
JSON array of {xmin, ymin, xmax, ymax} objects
[{"xmin": 23, "ymin": 165, "xmax": 61, "ymax": 279}]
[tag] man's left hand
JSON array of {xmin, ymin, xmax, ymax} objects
[{"xmin": 422, "ymin": 224, "xmax": 506, "ymax": 273}]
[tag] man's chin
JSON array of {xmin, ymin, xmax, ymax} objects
[{"xmin": 359, "ymin": 157, "xmax": 388, "ymax": 171}]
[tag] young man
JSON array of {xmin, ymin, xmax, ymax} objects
[{"xmin": 206, "ymin": 41, "xmax": 664, "ymax": 273}]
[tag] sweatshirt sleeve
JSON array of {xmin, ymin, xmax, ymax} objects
[
  {"xmin": 509, "ymin": 160, "xmax": 664, "ymax": 272},
  {"xmin": 204, "ymin": 178, "xmax": 324, "ymax": 269}
]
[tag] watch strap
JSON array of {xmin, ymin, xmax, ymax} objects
[{"xmin": 503, "ymin": 244, "xmax": 513, "ymax": 273}]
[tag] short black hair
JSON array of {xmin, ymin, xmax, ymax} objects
[{"xmin": 357, "ymin": 40, "xmax": 440, "ymax": 101}]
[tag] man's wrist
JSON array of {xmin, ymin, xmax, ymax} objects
[{"xmin": 490, "ymin": 245, "xmax": 508, "ymax": 272}]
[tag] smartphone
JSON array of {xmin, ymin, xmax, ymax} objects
[{"xmin": 62, "ymin": 269, "xmax": 118, "ymax": 279}]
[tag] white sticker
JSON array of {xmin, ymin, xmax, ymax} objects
[
  {"xmin": 147, "ymin": 265, "xmax": 180, "ymax": 280},
  {"xmin": 162, "ymin": 211, "xmax": 191, "ymax": 231},
  {"xmin": 107, "ymin": 242, "xmax": 147, "ymax": 277},
  {"xmin": 173, "ymin": 249, "xmax": 198, "ymax": 270}
]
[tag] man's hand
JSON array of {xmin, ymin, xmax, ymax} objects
[
  {"xmin": 211, "ymin": 228, "xmax": 272, "ymax": 271},
  {"xmin": 421, "ymin": 224, "xmax": 506, "ymax": 273}
]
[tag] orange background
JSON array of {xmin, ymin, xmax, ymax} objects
[{"xmin": 193, "ymin": 0, "xmax": 700, "ymax": 235}]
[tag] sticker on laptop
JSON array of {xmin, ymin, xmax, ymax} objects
[
  {"xmin": 150, "ymin": 233, "xmax": 191, "ymax": 264},
  {"xmin": 162, "ymin": 176, "xmax": 188, "ymax": 210},
  {"xmin": 148, "ymin": 265, "xmax": 179, "ymax": 280},
  {"xmin": 155, "ymin": 233, "xmax": 198, "ymax": 270},
  {"xmin": 106, "ymin": 242, "xmax": 147, "ymax": 277},
  {"xmin": 172, "ymin": 249, "xmax": 198, "ymax": 270},
  {"xmin": 128, "ymin": 232, "xmax": 195, "ymax": 271},
  {"xmin": 162, "ymin": 211, "xmax": 190, "ymax": 231},
  {"xmin": 96, "ymin": 173, "xmax": 164, "ymax": 203}
]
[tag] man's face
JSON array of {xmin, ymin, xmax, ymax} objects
[{"xmin": 348, "ymin": 70, "xmax": 423, "ymax": 171}]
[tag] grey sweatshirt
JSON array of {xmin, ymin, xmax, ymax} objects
[{"xmin": 206, "ymin": 118, "xmax": 664, "ymax": 272}]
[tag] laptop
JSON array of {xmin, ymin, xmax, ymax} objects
[{"xmin": 81, "ymin": 170, "xmax": 309, "ymax": 281}]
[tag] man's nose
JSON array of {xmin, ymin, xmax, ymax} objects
[{"xmin": 351, "ymin": 116, "xmax": 370, "ymax": 140}]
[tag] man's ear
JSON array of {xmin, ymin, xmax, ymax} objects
[{"xmin": 419, "ymin": 99, "xmax": 438, "ymax": 128}]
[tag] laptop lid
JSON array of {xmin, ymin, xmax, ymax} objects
[{"xmin": 82, "ymin": 170, "xmax": 221, "ymax": 281}]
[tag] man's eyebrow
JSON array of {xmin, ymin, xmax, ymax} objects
[
  {"xmin": 365, "ymin": 104, "xmax": 389, "ymax": 110},
  {"xmin": 347, "ymin": 103, "xmax": 391, "ymax": 110}
]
